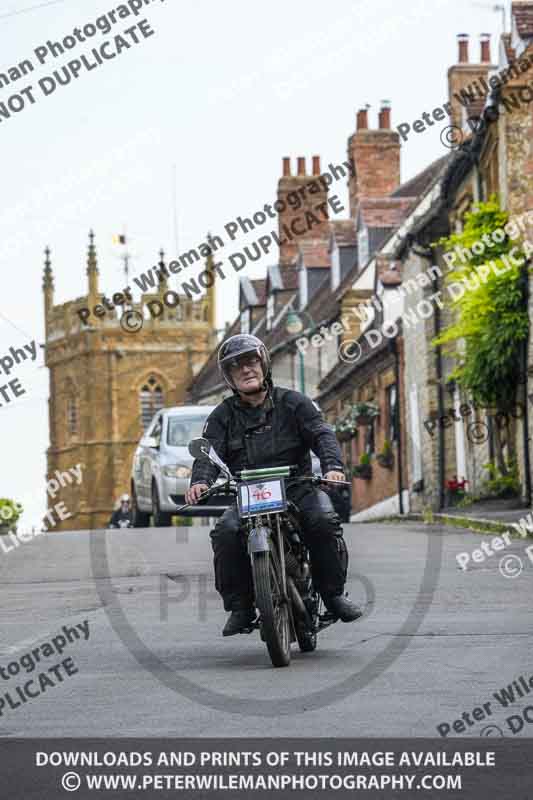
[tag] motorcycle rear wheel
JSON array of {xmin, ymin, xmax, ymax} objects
[{"xmin": 252, "ymin": 551, "xmax": 290, "ymax": 668}]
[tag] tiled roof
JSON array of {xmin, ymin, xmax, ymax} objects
[
  {"xmin": 298, "ymin": 239, "xmax": 331, "ymax": 268},
  {"xmin": 358, "ymin": 197, "xmax": 414, "ymax": 228},
  {"xmin": 189, "ymin": 154, "xmax": 451, "ymax": 400},
  {"xmin": 187, "ymin": 316, "xmax": 240, "ymax": 398},
  {"xmin": 240, "ymin": 276, "xmax": 266, "ymax": 307},
  {"xmin": 513, "ymin": 2, "xmax": 533, "ymax": 38},
  {"xmin": 278, "ymin": 264, "xmax": 299, "ymax": 290},
  {"xmin": 251, "ymin": 278, "xmax": 267, "ymax": 305},
  {"xmin": 391, "ymin": 154, "xmax": 450, "ymax": 199},
  {"xmin": 316, "ymin": 322, "xmax": 392, "ymax": 399}
]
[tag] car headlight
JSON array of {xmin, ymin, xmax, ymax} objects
[{"xmin": 162, "ymin": 465, "xmax": 192, "ymax": 478}]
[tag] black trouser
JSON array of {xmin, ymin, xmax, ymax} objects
[{"xmin": 209, "ymin": 485, "xmax": 348, "ymax": 612}]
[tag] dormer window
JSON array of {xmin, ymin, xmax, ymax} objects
[
  {"xmin": 240, "ymin": 308, "xmax": 250, "ymax": 334},
  {"xmin": 266, "ymin": 294, "xmax": 275, "ymax": 331}
]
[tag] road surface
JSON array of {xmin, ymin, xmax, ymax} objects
[{"xmin": 0, "ymin": 520, "xmax": 531, "ymax": 737}]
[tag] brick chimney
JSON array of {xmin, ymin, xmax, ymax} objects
[
  {"xmin": 480, "ymin": 33, "xmax": 491, "ymax": 63},
  {"xmin": 458, "ymin": 33, "xmax": 469, "ymax": 63},
  {"xmin": 277, "ymin": 156, "xmax": 330, "ymax": 266},
  {"xmin": 347, "ymin": 103, "xmax": 400, "ymax": 218},
  {"xmin": 447, "ymin": 33, "xmax": 496, "ymax": 131}
]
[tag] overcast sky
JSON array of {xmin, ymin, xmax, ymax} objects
[{"xmin": 0, "ymin": 0, "xmax": 505, "ymax": 528}]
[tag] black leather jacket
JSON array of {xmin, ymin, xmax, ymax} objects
[
  {"xmin": 190, "ymin": 387, "xmax": 344, "ymax": 487},
  {"xmin": 108, "ymin": 509, "xmax": 132, "ymax": 527}
]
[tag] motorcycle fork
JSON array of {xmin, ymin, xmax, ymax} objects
[{"xmin": 274, "ymin": 515, "xmax": 288, "ymax": 602}]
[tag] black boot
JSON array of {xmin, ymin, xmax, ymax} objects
[
  {"xmin": 222, "ymin": 608, "xmax": 256, "ymax": 636},
  {"xmin": 323, "ymin": 593, "xmax": 363, "ymax": 623}
]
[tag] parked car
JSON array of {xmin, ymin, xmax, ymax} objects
[
  {"xmin": 131, "ymin": 406, "xmax": 351, "ymax": 527},
  {"xmin": 130, "ymin": 405, "xmax": 232, "ymax": 526}
]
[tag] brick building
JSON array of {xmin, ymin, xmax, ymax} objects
[{"xmin": 189, "ymin": 2, "xmax": 533, "ymax": 519}]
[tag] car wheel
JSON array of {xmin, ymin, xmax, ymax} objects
[
  {"xmin": 131, "ymin": 485, "xmax": 151, "ymax": 528},
  {"xmin": 152, "ymin": 482, "xmax": 173, "ymax": 527}
]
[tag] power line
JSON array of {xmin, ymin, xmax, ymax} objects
[{"xmin": 0, "ymin": 0, "xmax": 67, "ymax": 22}]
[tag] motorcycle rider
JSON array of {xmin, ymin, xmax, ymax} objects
[
  {"xmin": 185, "ymin": 334, "xmax": 363, "ymax": 636},
  {"xmin": 108, "ymin": 494, "xmax": 133, "ymax": 529}
]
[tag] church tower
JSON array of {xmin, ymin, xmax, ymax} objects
[{"xmin": 43, "ymin": 232, "xmax": 216, "ymax": 530}]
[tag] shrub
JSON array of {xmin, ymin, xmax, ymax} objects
[
  {"xmin": 481, "ymin": 460, "xmax": 521, "ymax": 498},
  {"xmin": 0, "ymin": 499, "xmax": 23, "ymax": 531}
]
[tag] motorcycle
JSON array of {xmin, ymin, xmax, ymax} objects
[{"xmin": 179, "ymin": 437, "xmax": 351, "ymax": 668}]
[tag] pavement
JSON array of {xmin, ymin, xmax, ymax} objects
[
  {"xmin": 0, "ymin": 519, "xmax": 532, "ymax": 738},
  {"xmin": 443, "ymin": 497, "xmax": 531, "ymax": 525}
]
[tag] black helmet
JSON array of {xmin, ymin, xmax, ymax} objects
[{"xmin": 217, "ymin": 334, "xmax": 271, "ymax": 392}]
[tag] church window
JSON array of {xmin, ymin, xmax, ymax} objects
[{"xmin": 140, "ymin": 376, "xmax": 164, "ymax": 430}]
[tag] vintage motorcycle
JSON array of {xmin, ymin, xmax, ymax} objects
[{"xmin": 181, "ymin": 437, "xmax": 350, "ymax": 668}]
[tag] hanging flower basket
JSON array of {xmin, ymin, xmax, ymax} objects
[
  {"xmin": 352, "ymin": 402, "xmax": 379, "ymax": 427},
  {"xmin": 336, "ymin": 429, "xmax": 353, "ymax": 442},
  {"xmin": 334, "ymin": 413, "xmax": 360, "ymax": 442},
  {"xmin": 376, "ymin": 452, "xmax": 394, "ymax": 469},
  {"xmin": 376, "ymin": 439, "xmax": 394, "ymax": 469},
  {"xmin": 352, "ymin": 463, "xmax": 372, "ymax": 480}
]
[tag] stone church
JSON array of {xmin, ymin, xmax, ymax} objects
[{"xmin": 43, "ymin": 232, "xmax": 217, "ymax": 531}]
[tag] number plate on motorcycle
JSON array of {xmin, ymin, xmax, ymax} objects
[{"xmin": 237, "ymin": 479, "xmax": 287, "ymax": 516}]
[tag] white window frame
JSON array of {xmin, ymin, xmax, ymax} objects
[
  {"xmin": 266, "ymin": 294, "xmax": 275, "ymax": 331},
  {"xmin": 358, "ymin": 226, "xmax": 369, "ymax": 268},
  {"xmin": 240, "ymin": 308, "xmax": 250, "ymax": 334}
]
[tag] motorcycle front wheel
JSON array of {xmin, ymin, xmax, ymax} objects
[{"xmin": 252, "ymin": 550, "xmax": 291, "ymax": 668}]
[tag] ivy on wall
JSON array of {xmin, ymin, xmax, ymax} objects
[
  {"xmin": 433, "ymin": 196, "xmax": 530, "ymax": 474},
  {"xmin": 433, "ymin": 196, "xmax": 529, "ymax": 410}
]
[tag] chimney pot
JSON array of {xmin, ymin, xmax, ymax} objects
[
  {"xmin": 480, "ymin": 33, "xmax": 491, "ymax": 63},
  {"xmin": 312, "ymin": 155, "xmax": 321, "ymax": 175},
  {"xmin": 457, "ymin": 33, "xmax": 469, "ymax": 63},
  {"xmin": 356, "ymin": 107, "xmax": 369, "ymax": 130},
  {"xmin": 378, "ymin": 100, "xmax": 391, "ymax": 129},
  {"xmin": 297, "ymin": 156, "xmax": 306, "ymax": 176},
  {"xmin": 282, "ymin": 157, "xmax": 291, "ymax": 176}
]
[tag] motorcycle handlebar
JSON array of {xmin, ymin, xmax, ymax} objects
[{"xmin": 176, "ymin": 474, "xmax": 349, "ymax": 513}]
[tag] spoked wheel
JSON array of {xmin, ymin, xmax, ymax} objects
[
  {"xmin": 295, "ymin": 598, "xmax": 318, "ymax": 653},
  {"xmin": 289, "ymin": 583, "xmax": 318, "ymax": 653},
  {"xmin": 252, "ymin": 551, "xmax": 291, "ymax": 668},
  {"xmin": 296, "ymin": 626, "xmax": 317, "ymax": 652}
]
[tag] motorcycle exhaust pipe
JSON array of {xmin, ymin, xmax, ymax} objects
[{"xmin": 287, "ymin": 577, "xmax": 312, "ymax": 627}]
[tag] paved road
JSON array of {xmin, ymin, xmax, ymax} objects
[{"xmin": 0, "ymin": 520, "xmax": 531, "ymax": 737}]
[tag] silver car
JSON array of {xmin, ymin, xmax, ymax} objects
[{"xmin": 130, "ymin": 405, "xmax": 231, "ymax": 526}]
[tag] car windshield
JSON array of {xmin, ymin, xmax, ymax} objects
[{"xmin": 167, "ymin": 415, "xmax": 208, "ymax": 447}]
